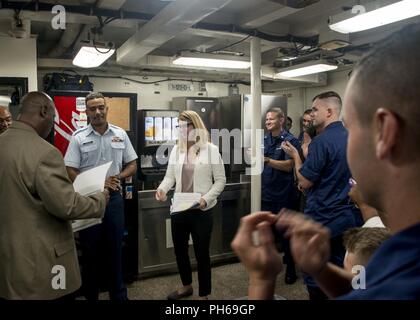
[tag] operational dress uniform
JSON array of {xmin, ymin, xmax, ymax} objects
[
  {"xmin": 262, "ymin": 130, "xmax": 300, "ymax": 281},
  {"xmin": 299, "ymin": 121, "xmax": 363, "ymax": 299},
  {"xmin": 64, "ymin": 123, "xmax": 137, "ymax": 300},
  {"xmin": 262, "ymin": 130, "xmax": 300, "ymax": 210}
]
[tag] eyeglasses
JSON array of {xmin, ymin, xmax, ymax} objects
[{"xmin": 175, "ymin": 122, "xmax": 193, "ymax": 129}]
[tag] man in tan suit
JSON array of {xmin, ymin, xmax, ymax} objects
[{"xmin": 0, "ymin": 92, "xmax": 108, "ymax": 300}]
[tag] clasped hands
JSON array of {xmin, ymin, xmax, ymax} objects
[{"xmin": 231, "ymin": 209, "xmax": 331, "ymax": 283}]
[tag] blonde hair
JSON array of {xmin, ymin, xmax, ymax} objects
[{"xmin": 178, "ymin": 110, "xmax": 210, "ymax": 151}]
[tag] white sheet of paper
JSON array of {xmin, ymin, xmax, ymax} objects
[
  {"xmin": 170, "ymin": 192, "xmax": 201, "ymax": 215},
  {"xmin": 71, "ymin": 161, "xmax": 112, "ymax": 232},
  {"xmin": 72, "ymin": 219, "xmax": 102, "ymax": 233},
  {"xmin": 73, "ymin": 161, "xmax": 113, "ymax": 196}
]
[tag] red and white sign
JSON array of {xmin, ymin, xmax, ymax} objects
[{"xmin": 53, "ymin": 96, "xmax": 88, "ymax": 156}]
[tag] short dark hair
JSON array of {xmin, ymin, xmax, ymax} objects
[
  {"xmin": 350, "ymin": 23, "xmax": 420, "ymax": 147},
  {"xmin": 19, "ymin": 91, "xmax": 53, "ymax": 115},
  {"xmin": 312, "ymin": 91, "xmax": 342, "ymax": 105},
  {"xmin": 85, "ymin": 92, "xmax": 105, "ymax": 104},
  {"xmin": 303, "ymin": 109, "xmax": 312, "ymax": 116},
  {"xmin": 343, "ymin": 227, "xmax": 391, "ymax": 266},
  {"xmin": 287, "ymin": 116, "xmax": 292, "ymax": 123},
  {"xmin": 266, "ymin": 107, "xmax": 285, "ymax": 120}
]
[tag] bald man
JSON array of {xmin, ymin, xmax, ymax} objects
[
  {"xmin": 0, "ymin": 92, "xmax": 108, "ymax": 300},
  {"xmin": 281, "ymin": 91, "xmax": 363, "ymax": 300},
  {"xmin": 0, "ymin": 106, "xmax": 12, "ymax": 134}
]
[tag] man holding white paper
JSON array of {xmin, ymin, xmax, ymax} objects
[
  {"xmin": 71, "ymin": 161, "xmax": 113, "ymax": 232},
  {"xmin": 0, "ymin": 92, "xmax": 107, "ymax": 300},
  {"xmin": 156, "ymin": 110, "xmax": 226, "ymax": 300},
  {"xmin": 65, "ymin": 92, "xmax": 137, "ymax": 301}
]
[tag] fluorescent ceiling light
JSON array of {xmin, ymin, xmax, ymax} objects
[
  {"xmin": 280, "ymin": 55, "xmax": 298, "ymax": 62},
  {"xmin": 172, "ymin": 52, "xmax": 250, "ymax": 69},
  {"xmin": 277, "ymin": 60, "xmax": 337, "ymax": 78},
  {"xmin": 329, "ymin": 0, "xmax": 420, "ymax": 34},
  {"xmin": 73, "ymin": 43, "xmax": 115, "ymax": 68}
]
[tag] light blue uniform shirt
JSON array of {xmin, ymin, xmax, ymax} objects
[{"xmin": 64, "ymin": 123, "xmax": 138, "ymax": 177}]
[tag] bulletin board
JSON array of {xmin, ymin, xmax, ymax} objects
[{"xmin": 105, "ymin": 97, "xmax": 131, "ymax": 131}]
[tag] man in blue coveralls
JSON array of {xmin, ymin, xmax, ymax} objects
[
  {"xmin": 65, "ymin": 92, "xmax": 138, "ymax": 300},
  {"xmin": 281, "ymin": 91, "xmax": 363, "ymax": 300},
  {"xmin": 262, "ymin": 107, "xmax": 300, "ymax": 284}
]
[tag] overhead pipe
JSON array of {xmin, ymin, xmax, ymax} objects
[
  {"xmin": 0, "ymin": 1, "xmax": 154, "ymax": 21},
  {"xmin": 0, "ymin": 0, "xmax": 318, "ymax": 47},
  {"xmin": 48, "ymin": 23, "xmax": 83, "ymax": 58},
  {"xmin": 269, "ymin": 0, "xmax": 320, "ymax": 9},
  {"xmin": 193, "ymin": 22, "xmax": 318, "ymax": 46}
]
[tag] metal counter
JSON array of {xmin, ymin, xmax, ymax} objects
[{"xmin": 137, "ymin": 182, "xmax": 250, "ymax": 277}]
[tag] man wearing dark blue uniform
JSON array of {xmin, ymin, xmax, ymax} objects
[
  {"xmin": 232, "ymin": 24, "xmax": 420, "ymax": 300},
  {"xmin": 336, "ymin": 23, "xmax": 420, "ymax": 299},
  {"xmin": 262, "ymin": 108, "xmax": 300, "ymax": 284},
  {"xmin": 282, "ymin": 92, "xmax": 362, "ymax": 299}
]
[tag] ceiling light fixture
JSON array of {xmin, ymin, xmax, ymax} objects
[
  {"xmin": 172, "ymin": 52, "xmax": 251, "ymax": 69},
  {"xmin": 72, "ymin": 40, "xmax": 115, "ymax": 68},
  {"xmin": 329, "ymin": 0, "xmax": 420, "ymax": 34},
  {"xmin": 280, "ymin": 55, "xmax": 298, "ymax": 62},
  {"xmin": 277, "ymin": 60, "xmax": 337, "ymax": 78}
]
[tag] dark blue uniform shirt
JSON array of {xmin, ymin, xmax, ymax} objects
[
  {"xmin": 262, "ymin": 131, "xmax": 300, "ymax": 207},
  {"xmin": 298, "ymin": 131, "xmax": 304, "ymax": 145},
  {"xmin": 299, "ymin": 121, "xmax": 362, "ymax": 237},
  {"xmin": 339, "ymin": 222, "xmax": 420, "ymax": 300}
]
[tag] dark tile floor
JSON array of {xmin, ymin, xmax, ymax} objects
[{"xmin": 98, "ymin": 262, "xmax": 309, "ymax": 300}]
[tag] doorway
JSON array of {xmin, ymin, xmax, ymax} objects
[{"xmin": 0, "ymin": 77, "xmax": 29, "ymax": 119}]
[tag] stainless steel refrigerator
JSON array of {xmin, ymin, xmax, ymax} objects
[
  {"xmin": 171, "ymin": 95, "xmax": 287, "ymax": 180},
  {"xmin": 219, "ymin": 94, "xmax": 288, "ymax": 179}
]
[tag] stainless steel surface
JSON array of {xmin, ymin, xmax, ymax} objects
[
  {"xmin": 137, "ymin": 183, "xmax": 251, "ymax": 276},
  {"xmin": 218, "ymin": 95, "xmax": 244, "ymax": 178},
  {"xmin": 172, "ymin": 96, "xmax": 242, "ymax": 135},
  {"xmin": 172, "ymin": 96, "xmax": 244, "ymax": 182},
  {"xmin": 171, "ymin": 97, "xmax": 221, "ymax": 133}
]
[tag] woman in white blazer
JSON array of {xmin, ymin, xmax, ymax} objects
[{"xmin": 156, "ymin": 110, "xmax": 226, "ymax": 300}]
